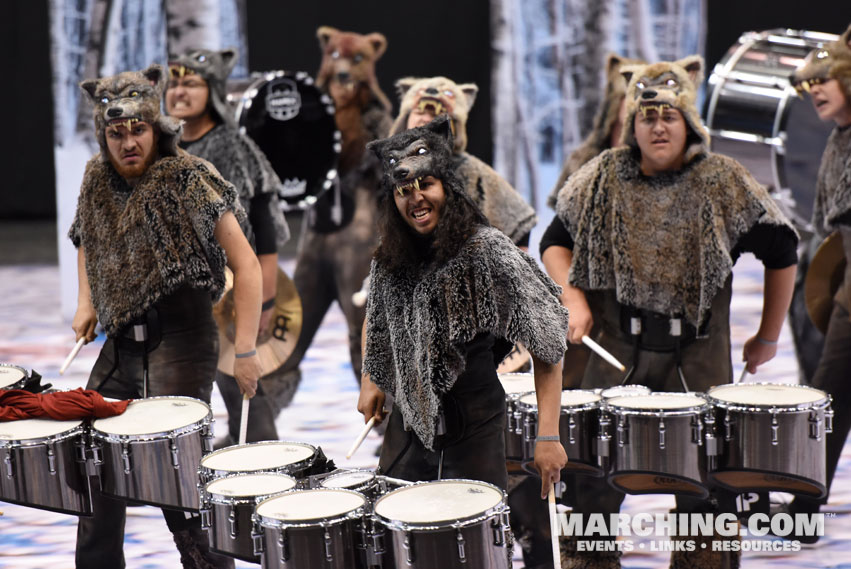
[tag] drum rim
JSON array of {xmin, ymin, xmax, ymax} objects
[
  {"xmin": 253, "ymin": 488, "xmax": 366, "ymax": 528},
  {"xmin": 0, "ymin": 363, "xmax": 28, "ymax": 388},
  {"xmin": 599, "ymin": 384, "xmax": 652, "ymax": 398},
  {"xmin": 0, "ymin": 422, "xmax": 86, "ymax": 446},
  {"xmin": 517, "ymin": 389, "xmax": 602, "ymax": 411},
  {"xmin": 91, "ymin": 395, "xmax": 211, "ymax": 440},
  {"xmin": 198, "ymin": 440, "xmax": 318, "ymax": 475},
  {"xmin": 604, "ymin": 392, "xmax": 709, "ymax": 415},
  {"xmin": 706, "ymin": 382, "xmax": 830, "ymax": 412},
  {"xmin": 319, "ymin": 468, "xmax": 377, "ymax": 490},
  {"xmin": 204, "ymin": 472, "xmax": 298, "ymax": 504},
  {"xmin": 372, "ymin": 478, "xmax": 508, "ymax": 531}
]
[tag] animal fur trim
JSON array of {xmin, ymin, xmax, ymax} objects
[
  {"xmin": 169, "ymin": 48, "xmax": 239, "ymax": 128},
  {"xmin": 620, "ymin": 56, "xmax": 710, "ymax": 164},
  {"xmin": 793, "ymin": 23, "xmax": 851, "ymax": 100},
  {"xmin": 812, "ymin": 125, "xmax": 851, "ymax": 236},
  {"xmin": 363, "ymin": 226, "xmax": 569, "ymax": 450},
  {"xmin": 69, "ymin": 151, "xmax": 242, "ymax": 336},
  {"xmin": 556, "ymin": 147, "xmax": 795, "ymax": 328},
  {"xmin": 181, "ymin": 123, "xmax": 290, "ymax": 248}
]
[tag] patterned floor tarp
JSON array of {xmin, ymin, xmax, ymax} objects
[{"xmin": 0, "ymin": 255, "xmax": 848, "ymax": 568}]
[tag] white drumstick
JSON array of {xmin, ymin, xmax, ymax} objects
[
  {"xmin": 581, "ymin": 336, "xmax": 626, "ymax": 372},
  {"xmin": 548, "ymin": 483, "xmax": 562, "ymax": 569},
  {"xmin": 238, "ymin": 394, "xmax": 250, "ymax": 445},
  {"xmin": 347, "ymin": 416, "xmax": 376, "ymax": 459},
  {"xmin": 737, "ymin": 367, "xmax": 748, "ymax": 384},
  {"xmin": 59, "ymin": 337, "xmax": 87, "ymax": 376}
]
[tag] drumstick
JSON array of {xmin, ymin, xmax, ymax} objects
[
  {"xmin": 238, "ymin": 395, "xmax": 250, "ymax": 445},
  {"xmin": 737, "ymin": 367, "xmax": 748, "ymax": 384},
  {"xmin": 548, "ymin": 482, "xmax": 562, "ymax": 569},
  {"xmin": 346, "ymin": 416, "xmax": 376, "ymax": 459},
  {"xmin": 59, "ymin": 337, "xmax": 87, "ymax": 375},
  {"xmin": 581, "ymin": 336, "xmax": 626, "ymax": 372}
]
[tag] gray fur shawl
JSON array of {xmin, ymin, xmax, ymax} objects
[
  {"xmin": 69, "ymin": 151, "xmax": 241, "ymax": 336},
  {"xmin": 556, "ymin": 147, "xmax": 794, "ymax": 328},
  {"xmin": 363, "ymin": 226, "xmax": 569, "ymax": 450},
  {"xmin": 182, "ymin": 123, "xmax": 290, "ymax": 248},
  {"xmin": 812, "ymin": 125, "xmax": 851, "ymax": 238},
  {"xmin": 456, "ymin": 153, "xmax": 537, "ymax": 244}
]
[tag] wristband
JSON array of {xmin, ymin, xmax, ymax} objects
[
  {"xmin": 261, "ymin": 298, "xmax": 276, "ymax": 311},
  {"xmin": 756, "ymin": 336, "xmax": 778, "ymax": 346},
  {"xmin": 536, "ymin": 435, "xmax": 560, "ymax": 442},
  {"xmin": 235, "ymin": 349, "xmax": 257, "ymax": 359}
]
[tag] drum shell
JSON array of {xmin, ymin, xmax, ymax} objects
[
  {"xmin": 706, "ymin": 399, "xmax": 830, "ymax": 498},
  {"xmin": 0, "ymin": 424, "xmax": 92, "ymax": 515},
  {"xmin": 604, "ymin": 399, "xmax": 709, "ymax": 498}
]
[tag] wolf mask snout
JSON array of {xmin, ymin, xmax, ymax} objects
[
  {"xmin": 107, "ymin": 107, "xmax": 124, "ymax": 117},
  {"xmin": 393, "ymin": 166, "xmax": 410, "ymax": 182}
]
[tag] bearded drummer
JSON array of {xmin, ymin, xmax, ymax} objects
[
  {"xmin": 541, "ymin": 56, "xmax": 798, "ymax": 568},
  {"xmin": 778, "ymin": 23, "xmax": 851, "ymax": 542},
  {"xmin": 70, "ymin": 64, "xmax": 262, "ymax": 569},
  {"xmin": 357, "ymin": 116, "xmax": 569, "ymax": 495},
  {"xmin": 166, "ymin": 48, "xmax": 292, "ymax": 447}
]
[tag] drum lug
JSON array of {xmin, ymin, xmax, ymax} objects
[
  {"xmin": 523, "ymin": 413, "xmax": 536, "ymax": 443},
  {"xmin": 723, "ymin": 414, "xmax": 734, "ymax": 442},
  {"xmin": 200, "ymin": 506, "xmax": 212, "ymax": 530},
  {"xmin": 201, "ymin": 425, "xmax": 214, "ymax": 454},
  {"xmin": 322, "ymin": 524, "xmax": 334, "ymax": 562},
  {"xmin": 251, "ymin": 521, "xmax": 265, "ymax": 556},
  {"xmin": 825, "ymin": 407, "xmax": 834, "ymax": 434},
  {"xmin": 616, "ymin": 415, "xmax": 629, "ymax": 447},
  {"xmin": 691, "ymin": 415, "xmax": 703, "ymax": 446},
  {"xmin": 568, "ymin": 413, "xmax": 577, "ymax": 445},
  {"xmin": 506, "ymin": 406, "xmax": 515, "ymax": 434},
  {"xmin": 808, "ymin": 411, "xmax": 823, "ymax": 441},
  {"xmin": 658, "ymin": 416, "xmax": 666, "ymax": 450},
  {"xmin": 121, "ymin": 441, "xmax": 132, "ymax": 474},
  {"xmin": 492, "ymin": 510, "xmax": 510, "ymax": 546},
  {"xmin": 513, "ymin": 410, "xmax": 523, "ymax": 436},
  {"xmin": 369, "ymin": 524, "xmax": 387, "ymax": 559},
  {"xmin": 455, "ymin": 525, "xmax": 467, "ymax": 563},
  {"xmin": 2, "ymin": 448, "xmax": 12, "ymax": 478},
  {"xmin": 46, "ymin": 442, "xmax": 57, "ymax": 475},
  {"xmin": 403, "ymin": 530, "xmax": 416, "ymax": 565},
  {"xmin": 74, "ymin": 437, "xmax": 87, "ymax": 463},
  {"xmin": 277, "ymin": 527, "xmax": 290, "ymax": 562},
  {"xmin": 770, "ymin": 411, "xmax": 779, "ymax": 446},
  {"xmin": 228, "ymin": 506, "xmax": 239, "ymax": 539},
  {"xmin": 170, "ymin": 435, "xmax": 180, "ymax": 469},
  {"xmin": 597, "ymin": 414, "xmax": 611, "ymax": 462}
]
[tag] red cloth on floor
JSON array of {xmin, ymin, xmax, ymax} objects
[{"xmin": 0, "ymin": 388, "xmax": 131, "ymax": 421}]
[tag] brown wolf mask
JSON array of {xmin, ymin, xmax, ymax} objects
[
  {"xmin": 792, "ymin": 23, "xmax": 851, "ymax": 100},
  {"xmin": 316, "ymin": 26, "xmax": 390, "ymax": 111}
]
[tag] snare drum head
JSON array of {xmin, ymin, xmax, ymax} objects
[
  {"xmin": 374, "ymin": 480, "xmax": 504, "ymax": 524},
  {"xmin": 601, "ymin": 384, "xmax": 651, "ymax": 398},
  {"xmin": 206, "ymin": 473, "xmax": 296, "ymax": 498},
  {"xmin": 708, "ymin": 383, "xmax": 827, "ymax": 407},
  {"xmin": 201, "ymin": 441, "xmax": 316, "ymax": 473},
  {"xmin": 255, "ymin": 489, "xmax": 364, "ymax": 521},
  {"xmin": 498, "ymin": 372, "xmax": 536, "ymax": 395},
  {"xmin": 0, "ymin": 364, "xmax": 27, "ymax": 388},
  {"xmin": 92, "ymin": 397, "xmax": 210, "ymax": 435},
  {"xmin": 0, "ymin": 418, "xmax": 82, "ymax": 441},
  {"xmin": 320, "ymin": 470, "xmax": 375, "ymax": 489},
  {"xmin": 608, "ymin": 393, "xmax": 706, "ymax": 410}
]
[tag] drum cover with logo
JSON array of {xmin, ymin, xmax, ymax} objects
[{"xmin": 228, "ymin": 71, "xmax": 339, "ymax": 210}]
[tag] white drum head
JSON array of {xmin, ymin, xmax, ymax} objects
[
  {"xmin": 256, "ymin": 489, "xmax": 365, "ymax": 521},
  {"xmin": 206, "ymin": 473, "xmax": 296, "ymax": 498},
  {"xmin": 498, "ymin": 373, "xmax": 536, "ymax": 395},
  {"xmin": 0, "ymin": 364, "xmax": 26, "ymax": 388},
  {"xmin": 601, "ymin": 385, "xmax": 651, "ymax": 399},
  {"xmin": 321, "ymin": 470, "xmax": 375, "ymax": 489},
  {"xmin": 93, "ymin": 397, "xmax": 209, "ymax": 435},
  {"xmin": 609, "ymin": 393, "xmax": 706, "ymax": 410},
  {"xmin": 560, "ymin": 390, "xmax": 602, "ymax": 406},
  {"xmin": 375, "ymin": 480, "xmax": 503, "ymax": 524},
  {"xmin": 201, "ymin": 441, "xmax": 316, "ymax": 472},
  {"xmin": 0, "ymin": 418, "xmax": 82, "ymax": 441},
  {"xmin": 709, "ymin": 383, "xmax": 827, "ymax": 406}
]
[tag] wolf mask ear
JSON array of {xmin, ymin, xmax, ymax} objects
[
  {"xmin": 367, "ymin": 32, "xmax": 388, "ymax": 60},
  {"xmin": 80, "ymin": 79, "xmax": 99, "ymax": 102},
  {"xmin": 366, "ymin": 138, "xmax": 388, "ymax": 161},
  {"xmin": 606, "ymin": 53, "xmax": 623, "ymax": 75},
  {"xmin": 395, "ymin": 77, "xmax": 420, "ymax": 100},
  {"xmin": 426, "ymin": 114, "xmax": 454, "ymax": 144},
  {"xmin": 317, "ymin": 26, "xmax": 339, "ymax": 50},
  {"xmin": 621, "ymin": 68, "xmax": 635, "ymax": 85},
  {"xmin": 220, "ymin": 48, "xmax": 239, "ymax": 76},
  {"xmin": 458, "ymin": 83, "xmax": 478, "ymax": 109},
  {"xmin": 674, "ymin": 55, "xmax": 704, "ymax": 86},
  {"xmin": 141, "ymin": 64, "xmax": 166, "ymax": 92}
]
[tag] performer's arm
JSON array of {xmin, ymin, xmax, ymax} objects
[
  {"xmin": 531, "ymin": 354, "xmax": 568, "ymax": 499},
  {"xmin": 357, "ymin": 315, "xmax": 386, "ymax": 424},
  {"xmin": 71, "ymin": 246, "xmax": 98, "ymax": 343},
  {"xmin": 215, "ymin": 211, "xmax": 263, "ymax": 397},
  {"xmin": 257, "ymin": 253, "xmax": 278, "ymax": 333},
  {"xmin": 248, "ymin": 191, "xmax": 280, "ymax": 334},
  {"xmin": 743, "ymin": 265, "xmax": 796, "ymax": 372},
  {"xmin": 542, "ymin": 245, "xmax": 592, "ymax": 344}
]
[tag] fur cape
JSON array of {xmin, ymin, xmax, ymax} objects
[
  {"xmin": 812, "ymin": 125, "xmax": 851, "ymax": 236},
  {"xmin": 556, "ymin": 147, "xmax": 795, "ymax": 329},
  {"xmin": 363, "ymin": 226, "xmax": 569, "ymax": 450},
  {"xmin": 69, "ymin": 151, "xmax": 242, "ymax": 336},
  {"xmin": 181, "ymin": 123, "xmax": 290, "ymax": 248}
]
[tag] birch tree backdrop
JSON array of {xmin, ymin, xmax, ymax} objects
[{"xmin": 491, "ymin": 0, "xmax": 706, "ymax": 209}]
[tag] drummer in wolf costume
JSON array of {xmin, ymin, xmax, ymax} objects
[
  {"xmin": 71, "ymin": 64, "xmax": 263, "ymax": 569},
  {"xmin": 166, "ymin": 48, "xmax": 291, "ymax": 445},
  {"xmin": 776, "ymin": 23, "xmax": 851, "ymax": 541},
  {"xmin": 542, "ymin": 56, "xmax": 798, "ymax": 568},
  {"xmin": 390, "ymin": 76, "xmax": 537, "ymax": 247}
]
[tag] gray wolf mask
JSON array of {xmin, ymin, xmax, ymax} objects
[{"xmin": 169, "ymin": 48, "xmax": 239, "ymax": 127}]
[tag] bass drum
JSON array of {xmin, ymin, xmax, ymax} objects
[
  {"xmin": 704, "ymin": 29, "xmax": 838, "ymax": 228},
  {"xmin": 227, "ymin": 71, "xmax": 340, "ymax": 210}
]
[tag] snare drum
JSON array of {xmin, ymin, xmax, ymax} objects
[
  {"xmin": 604, "ymin": 393, "xmax": 710, "ymax": 497},
  {"xmin": 201, "ymin": 473, "xmax": 297, "ymax": 562},
  {"xmin": 600, "ymin": 384, "xmax": 651, "ymax": 399},
  {"xmin": 0, "ymin": 363, "xmax": 28, "ymax": 390},
  {"xmin": 518, "ymin": 390, "xmax": 604, "ymax": 476},
  {"xmin": 90, "ymin": 396, "xmax": 213, "ymax": 510},
  {"xmin": 705, "ymin": 382, "xmax": 832, "ymax": 498},
  {"xmin": 498, "ymin": 372, "xmax": 536, "ymax": 460},
  {"xmin": 199, "ymin": 441, "xmax": 319, "ymax": 487},
  {"xmin": 253, "ymin": 488, "xmax": 368, "ymax": 569},
  {"xmin": 372, "ymin": 479, "xmax": 511, "ymax": 569},
  {"xmin": 0, "ymin": 417, "xmax": 91, "ymax": 515}
]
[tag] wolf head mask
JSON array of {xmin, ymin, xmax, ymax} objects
[
  {"xmin": 80, "ymin": 64, "xmax": 181, "ymax": 161},
  {"xmin": 169, "ymin": 48, "xmax": 239, "ymax": 127},
  {"xmin": 390, "ymin": 76, "xmax": 479, "ymax": 153},
  {"xmin": 620, "ymin": 55, "xmax": 709, "ymax": 163},
  {"xmin": 792, "ymin": 23, "xmax": 851, "ymax": 100}
]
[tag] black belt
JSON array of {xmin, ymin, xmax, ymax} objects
[{"xmin": 618, "ymin": 305, "xmax": 707, "ymax": 352}]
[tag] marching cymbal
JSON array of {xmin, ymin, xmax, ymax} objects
[
  {"xmin": 213, "ymin": 267, "xmax": 303, "ymax": 377},
  {"xmin": 804, "ymin": 231, "xmax": 846, "ymax": 334}
]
